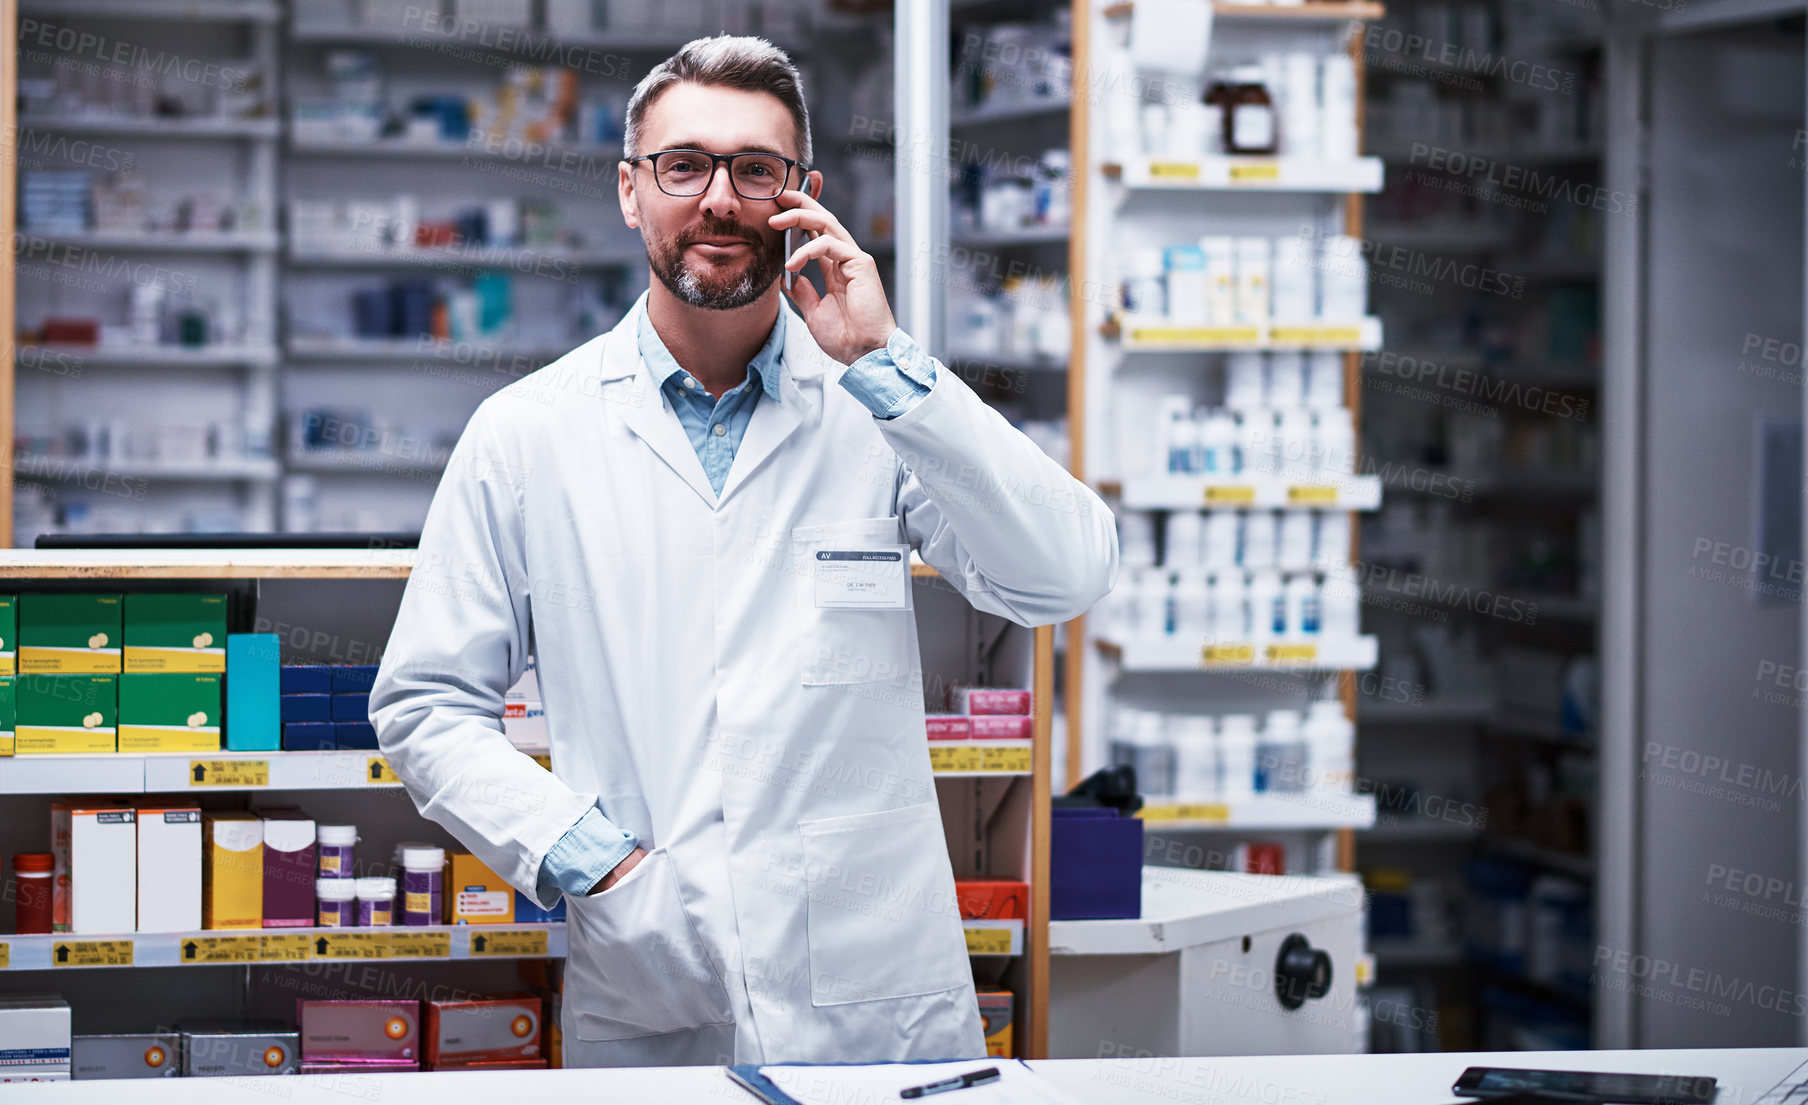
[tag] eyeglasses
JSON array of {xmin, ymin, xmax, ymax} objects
[{"xmin": 626, "ymin": 148, "xmax": 805, "ymax": 200}]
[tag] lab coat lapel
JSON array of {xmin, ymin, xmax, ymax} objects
[
  {"xmin": 716, "ymin": 309, "xmax": 824, "ymax": 505},
  {"xmin": 598, "ymin": 319, "xmax": 720, "ymax": 509}
]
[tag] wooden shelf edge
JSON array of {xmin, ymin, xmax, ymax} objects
[{"xmin": 1105, "ymin": 1, "xmax": 1386, "ymax": 19}]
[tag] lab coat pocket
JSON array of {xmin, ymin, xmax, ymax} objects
[
  {"xmin": 792, "ymin": 517, "xmax": 915, "ymax": 686},
  {"xmin": 797, "ymin": 802, "xmax": 969, "ymax": 1007},
  {"xmin": 563, "ymin": 847, "xmax": 734, "ymax": 1041}
]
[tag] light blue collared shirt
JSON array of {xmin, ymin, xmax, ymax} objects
[{"xmin": 535, "ymin": 304, "xmax": 938, "ymax": 900}]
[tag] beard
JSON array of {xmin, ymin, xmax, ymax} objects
[{"xmin": 646, "ymin": 215, "xmax": 785, "ymax": 310}]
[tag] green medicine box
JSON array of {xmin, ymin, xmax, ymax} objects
[
  {"xmin": 16, "ymin": 674, "xmax": 117, "ymax": 754},
  {"xmin": 123, "ymin": 593, "xmax": 227, "ymax": 673},
  {"xmin": 19, "ymin": 594, "xmax": 122, "ymax": 674},
  {"xmin": 0, "ymin": 675, "xmax": 14, "ymax": 755},
  {"xmin": 0, "ymin": 595, "xmax": 16, "ymax": 674},
  {"xmin": 118, "ymin": 673, "xmax": 221, "ymax": 753}
]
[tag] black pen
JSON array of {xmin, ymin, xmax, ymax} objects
[{"xmin": 900, "ymin": 1066, "xmax": 1001, "ymax": 1099}]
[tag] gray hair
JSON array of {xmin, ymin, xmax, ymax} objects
[{"xmin": 623, "ymin": 35, "xmax": 812, "ymax": 166}]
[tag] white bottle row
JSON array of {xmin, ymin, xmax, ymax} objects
[
  {"xmin": 1156, "ymin": 402, "xmax": 1356, "ymax": 479},
  {"xmin": 1111, "ymin": 567, "xmax": 1359, "ymax": 642},
  {"xmin": 1110, "ymin": 702, "xmax": 1357, "ymax": 802},
  {"xmin": 1118, "ymin": 235, "xmax": 1367, "ymax": 326},
  {"xmin": 1122, "ymin": 509, "xmax": 1350, "ymax": 572}
]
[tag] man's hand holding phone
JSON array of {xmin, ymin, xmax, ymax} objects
[{"xmin": 770, "ymin": 186, "xmax": 898, "ymax": 367}]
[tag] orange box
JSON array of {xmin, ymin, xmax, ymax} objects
[
  {"xmin": 423, "ymin": 995, "xmax": 542, "ymax": 1068},
  {"xmin": 977, "ymin": 987, "xmax": 1014, "ymax": 1057},
  {"xmin": 953, "ymin": 879, "xmax": 1027, "ymax": 921},
  {"xmin": 443, "ymin": 852, "xmax": 515, "ymax": 925}
]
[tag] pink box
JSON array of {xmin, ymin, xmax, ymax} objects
[
  {"xmin": 926, "ymin": 715, "xmax": 971, "ymax": 740},
  {"xmin": 297, "ymin": 1000, "xmax": 419, "ymax": 1064},
  {"xmin": 950, "ymin": 687, "xmax": 1032, "ymax": 716},
  {"xmin": 971, "ymin": 716, "xmax": 1034, "ymax": 741}
]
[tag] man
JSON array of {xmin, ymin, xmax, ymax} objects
[{"xmin": 371, "ymin": 35, "xmax": 1116, "ymax": 1068}]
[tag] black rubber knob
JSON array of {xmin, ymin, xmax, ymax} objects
[{"xmin": 1275, "ymin": 933, "xmax": 1333, "ymax": 1010}]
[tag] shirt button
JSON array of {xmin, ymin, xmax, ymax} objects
[
  {"xmin": 684, "ymin": 377, "xmax": 699, "ymax": 390},
  {"xmin": 713, "ymin": 423, "xmax": 727, "ymax": 437}
]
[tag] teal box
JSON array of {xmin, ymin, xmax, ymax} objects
[{"xmin": 225, "ymin": 633, "xmax": 280, "ymax": 752}]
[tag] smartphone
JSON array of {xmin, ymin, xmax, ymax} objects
[
  {"xmin": 783, "ymin": 176, "xmax": 821, "ymax": 292},
  {"xmin": 1453, "ymin": 1068, "xmax": 1718, "ymax": 1105}
]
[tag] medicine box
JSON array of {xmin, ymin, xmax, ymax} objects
[
  {"xmin": 178, "ymin": 1021, "xmax": 298, "ymax": 1077},
  {"xmin": 52, "ymin": 803, "xmax": 136, "ymax": 934},
  {"xmin": 953, "ymin": 879, "xmax": 1028, "ymax": 920},
  {"xmin": 118, "ymin": 673, "xmax": 220, "ymax": 753},
  {"xmin": 226, "ymin": 634, "xmax": 280, "ymax": 752},
  {"xmin": 335, "ymin": 721, "xmax": 378, "ymax": 749},
  {"xmin": 0, "ymin": 674, "xmax": 14, "ymax": 755},
  {"xmin": 331, "ymin": 665, "xmax": 379, "ymax": 693},
  {"xmin": 72, "ymin": 1033, "xmax": 180, "ymax": 1079},
  {"xmin": 949, "ymin": 686, "xmax": 1032, "ymax": 715},
  {"xmin": 331, "ymin": 693, "xmax": 369, "ymax": 722},
  {"xmin": 926, "ymin": 715, "xmax": 971, "ymax": 740},
  {"xmin": 280, "ymin": 695, "xmax": 330, "ymax": 723},
  {"xmin": 203, "ymin": 813, "xmax": 263, "ymax": 929},
  {"xmin": 122, "ymin": 593, "xmax": 227, "ymax": 672},
  {"xmin": 976, "ymin": 987, "xmax": 1014, "ymax": 1058},
  {"xmin": 297, "ymin": 999, "xmax": 419, "ymax": 1064},
  {"xmin": 16, "ymin": 674, "xmax": 117, "ymax": 754},
  {"xmin": 136, "ymin": 804, "xmax": 201, "ymax": 932},
  {"xmin": 300, "ymin": 1059, "xmax": 420, "ymax": 1073},
  {"xmin": 261, "ymin": 811, "xmax": 317, "ymax": 928},
  {"xmin": 283, "ymin": 722, "xmax": 336, "ymax": 751},
  {"xmin": 0, "ymin": 593, "xmax": 16, "ymax": 673},
  {"xmin": 424, "ymin": 995, "xmax": 542, "ymax": 1066},
  {"xmin": 970, "ymin": 715, "xmax": 1033, "ymax": 741},
  {"xmin": 280, "ymin": 665, "xmax": 330, "ymax": 694},
  {"xmin": 0, "ymin": 993, "xmax": 72, "ymax": 1083},
  {"xmin": 446, "ymin": 852, "xmax": 514, "ymax": 924},
  {"xmin": 19, "ymin": 593, "xmax": 121, "ymax": 673}
]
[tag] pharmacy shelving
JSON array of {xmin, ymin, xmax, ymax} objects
[
  {"xmin": 285, "ymin": 450, "xmax": 449, "ymax": 477},
  {"xmin": 17, "ymin": 114, "xmax": 282, "ymax": 139},
  {"xmin": 945, "ymin": 352, "xmax": 1068, "ymax": 374},
  {"xmin": 25, "ymin": 230, "xmax": 281, "ymax": 254},
  {"xmin": 1111, "ymin": 472, "xmax": 1384, "ymax": 510},
  {"xmin": 1096, "ymin": 634, "xmax": 1380, "ymax": 672},
  {"xmin": 1107, "ymin": 315, "xmax": 1385, "ymax": 352},
  {"xmin": 20, "ymin": 0, "xmax": 282, "ymax": 20},
  {"xmin": 0, "ymin": 924, "xmax": 566, "ymax": 972},
  {"xmin": 1103, "ymin": 156, "xmax": 1384, "ymax": 192},
  {"xmin": 1102, "ymin": 2, "xmax": 1387, "ymax": 21},
  {"xmin": 285, "ymin": 21, "xmax": 805, "ymax": 57},
  {"xmin": 964, "ymin": 919, "xmax": 1026, "ymax": 957},
  {"xmin": 285, "ymin": 136, "xmax": 621, "ymax": 161},
  {"xmin": 1137, "ymin": 791, "xmax": 1377, "ymax": 830},
  {"xmin": 286, "ymin": 244, "xmax": 635, "ymax": 269},
  {"xmin": 285, "ymin": 336, "xmax": 569, "ymax": 364},
  {"xmin": 950, "ymin": 100, "xmax": 1073, "ymax": 128},
  {"xmin": 45, "ymin": 458, "xmax": 282, "ymax": 482},
  {"xmin": 949, "ymin": 225, "xmax": 1072, "ymax": 249},
  {"xmin": 13, "ymin": 344, "xmax": 279, "ymax": 367}
]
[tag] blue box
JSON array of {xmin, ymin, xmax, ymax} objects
[
  {"xmin": 282, "ymin": 721, "xmax": 336, "ymax": 752},
  {"xmin": 280, "ymin": 694, "xmax": 331, "ymax": 723},
  {"xmin": 330, "ymin": 665, "xmax": 379, "ymax": 693},
  {"xmin": 280, "ymin": 665, "xmax": 331, "ymax": 695},
  {"xmin": 226, "ymin": 634, "xmax": 281, "ymax": 752},
  {"xmin": 514, "ymin": 891, "xmax": 568, "ymax": 924},
  {"xmin": 335, "ymin": 721, "xmax": 378, "ymax": 749},
  {"xmin": 331, "ymin": 693, "xmax": 369, "ymax": 722},
  {"xmin": 1049, "ymin": 808, "xmax": 1143, "ymax": 921}
]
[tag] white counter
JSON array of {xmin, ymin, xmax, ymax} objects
[{"xmin": 2, "ymin": 1047, "xmax": 1801, "ymax": 1103}]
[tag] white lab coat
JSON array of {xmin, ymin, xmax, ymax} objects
[{"xmin": 371, "ymin": 299, "xmax": 1117, "ymax": 1067}]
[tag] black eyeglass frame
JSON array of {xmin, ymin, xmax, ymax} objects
[{"xmin": 625, "ymin": 148, "xmax": 810, "ymax": 200}]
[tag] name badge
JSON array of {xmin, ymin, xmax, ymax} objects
[{"xmin": 814, "ymin": 546, "xmax": 910, "ymax": 609}]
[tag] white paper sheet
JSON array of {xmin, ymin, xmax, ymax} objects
[{"xmin": 762, "ymin": 1060, "xmax": 1091, "ymax": 1105}]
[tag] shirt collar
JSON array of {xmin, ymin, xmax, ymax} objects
[{"xmin": 636, "ymin": 298, "xmax": 786, "ymax": 402}]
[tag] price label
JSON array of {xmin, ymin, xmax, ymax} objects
[
  {"xmin": 260, "ymin": 933, "xmax": 314, "ymax": 961},
  {"xmin": 1204, "ymin": 484, "xmax": 1258, "ymax": 505},
  {"xmin": 188, "ymin": 759, "xmax": 269, "ymax": 787},
  {"xmin": 1287, "ymin": 485, "xmax": 1340, "ymax": 505},
  {"xmin": 964, "ymin": 926, "xmax": 1016, "ymax": 955},
  {"xmin": 469, "ymin": 929, "xmax": 549, "ymax": 958},
  {"xmin": 1139, "ymin": 803, "xmax": 1232, "ymax": 824},
  {"xmin": 1147, "ymin": 160, "xmax": 1201, "ymax": 181},
  {"xmin": 1201, "ymin": 644, "xmax": 1256, "ymax": 664},
  {"xmin": 531, "ymin": 754, "xmax": 553, "ymax": 771},
  {"xmin": 1270, "ymin": 326, "xmax": 1364, "ymax": 347},
  {"xmin": 51, "ymin": 939, "xmax": 133, "ymax": 967},
  {"xmin": 388, "ymin": 932, "xmax": 452, "ymax": 960},
  {"xmin": 366, "ymin": 757, "xmax": 401, "ymax": 785},
  {"xmin": 1266, "ymin": 643, "xmax": 1320, "ymax": 663},
  {"xmin": 1127, "ymin": 326, "xmax": 1262, "ymax": 347},
  {"xmin": 929, "ymin": 745, "xmax": 983, "ymax": 773},
  {"xmin": 313, "ymin": 932, "xmax": 391, "ymax": 960},
  {"xmin": 0, "ymin": 943, "xmax": 10, "ymax": 970},
  {"xmin": 979, "ymin": 744, "xmax": 1033, "ymax": 773},
  {"xmin": 1229, "ymin": 161, "xmax": 1282, "ymax": 183},
  {"xmin": 180, "ymin": 935, "xmax": 261, "ymax": 964}
]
